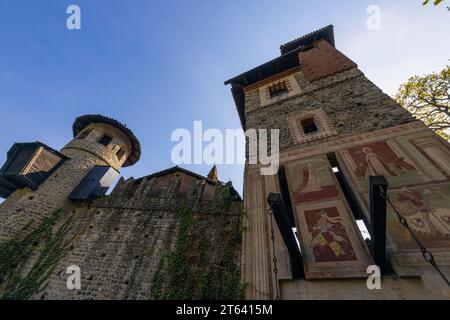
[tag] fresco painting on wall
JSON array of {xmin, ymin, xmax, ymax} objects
[
  {"xmin": 285, "ymin": 156, "xmax": 374, "ymax": 278},
  {"xmin": 337, "ymin": 137, "xmax": 450, "ymax": 253},
  {"xmin": 409, "ymin": 135, "xmax": 450, "ymax": 177},
  {"xmin": 339, "ymin": 140, "xmax": 423, "ymax": 191},
  {"xmin": 387, "ymin": 183, "xmax": 450, "ymax": 250},
  {"xmin": 305, "ymin": 206, "xmax": 357, "ymax": 262},
  {"xmin": 289, "ymin": 158, "xmax": 339, "ymax": 203}
]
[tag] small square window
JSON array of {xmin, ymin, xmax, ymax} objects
[
  {"xmin": 268, "ymin": 81, "xmax": 289, "ymax": 98},
  {"xmin": 116, "ymin": 147, "xmax": 126, "ymax": 160},
  {"xmin": 99, "ymin": 135, "xmax": 112, "ymax": 146},
  {"xmin": 301, "ymin": 118, "xmax": 319, "ymax": 134}
]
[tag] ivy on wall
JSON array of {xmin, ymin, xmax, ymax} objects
[
  {"xmin": 211, "ymin": 181, "xmax": 242, "ymax": 215},
  {"xmin": 151, "ymin": 183, "xmax": 243, "ymax": 300},
  {"xmin": 0, "ymin": 209, "xmax": 74, "ymax": 300},
  {"xmin": 0, "ymin": 181, "xmax": 243, "ymax": 300}
]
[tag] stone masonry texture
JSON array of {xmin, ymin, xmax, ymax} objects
[
  {"xmin": 0, "ymin": 115, "xmax": 243, "ymax": 300},
  {"xmin": 0, "ymin": 169, "xmax": 243, "ymax": 300},
  {"xmin": 244, "ymin": 67, "xmax": 415, "ymax": 154}
]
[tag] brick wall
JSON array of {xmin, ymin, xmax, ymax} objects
[{"xmin": 299, "ymin": 39, "xmax": 357, "ymax": 82}]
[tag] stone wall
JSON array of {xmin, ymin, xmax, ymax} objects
[
  {"xmin": 243, "ymin": 68, "xmax": 415, "ymax": 154},
  {"xmin": 0, "ymin": 152, "xmax": 108, "ymax": 241},
  {"xmin": 0, "ymin": 170, "xmax": 243, "ymax": 300},
  {"xmin": 280, "ymin": 272, "xmax": 450, "ymax": 299}
]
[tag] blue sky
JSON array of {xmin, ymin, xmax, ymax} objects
[{"xmin": 0, "ymin": 0, "xmax": 449, "ymax": 199}]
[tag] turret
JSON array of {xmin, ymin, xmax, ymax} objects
[
  {"xmin": 0, "ymin": 114, "xmax": 141, "ymax": 240},
  {"xmin": 65, "ymin": 114, "xmax": 140, "ymax": 170}
]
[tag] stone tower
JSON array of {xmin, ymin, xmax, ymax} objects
[
  {"xmin": 225, "ymin": 25, "xmax": 450, "ymax": 299},
  {"xmin": 0, "ymin": 114, "xmax": 141, "ymax": 241}
]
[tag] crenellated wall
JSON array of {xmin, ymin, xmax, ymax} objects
[{"xmin": 0, "ymin": 169, "xmax": 243, "ymax": 300}]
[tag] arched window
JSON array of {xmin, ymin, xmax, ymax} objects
[
  {"xmin": 76, "ymin": 128, "xmax": 92, "ymax": 140},
  {"xmin": 300, "ymin": 117, "xmax": 319, "ymax": 134},
  {"xmin": 98, "ymin": 135, "xmax": 113, "ymax": 146}
]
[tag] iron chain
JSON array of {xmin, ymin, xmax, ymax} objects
[
  {"xmin": 268, "ymin": 204, "xmax": 281, "ymax": 300},
  {"xmin": 380, "ymin": 186, "xmax": 450, "ymax": 287}
]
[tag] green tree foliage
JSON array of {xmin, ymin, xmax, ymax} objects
[
  {"xmin": 422, "ymin": 0, "xmax": 450, "ymax": 10},
  {"xmin": 394, "ymin": 66, "xmax": 450, "ymax": 140}
]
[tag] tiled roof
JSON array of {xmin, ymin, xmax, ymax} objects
[{"xmin": 279, "ymin": 25, "xmax": 335, "ymax": 55}]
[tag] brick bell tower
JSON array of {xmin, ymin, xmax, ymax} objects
[
  {"xmin": 0, "ymin": 114, "xmax": 141, "ymax": 241},
  {"xmin": 225, "ymin": 25, "xmax": 450, "ymax": 299}
]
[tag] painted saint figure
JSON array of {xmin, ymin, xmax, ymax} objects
[
  {"xmin": 363, "ymin": 147, "xmax": 398, "ymax": 177},
  {"xmin": 293, "ymin": 160, "xmax": 340, "ymax": 203},
  {"xmin": 351, "ymin": 142, "xmax": 416, "ymax": 181},
  {"xmin": 298, "ymin": 162, "xmax": 322, "ymax": 193}
]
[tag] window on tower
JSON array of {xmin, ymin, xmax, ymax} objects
[
  {"xmin": 268, "ymin": 81, "xmax": 289, "ymax": 98},
  {"xmin": 116, "ymin": 147, "xmax": 126, "ymax": 160},
  {"xmin": 300, "ymin": 117, "xmax": 319, "ymax": 134},
  {"xmin": 98, "ymin": 134, "xmax": 113, "ymax": 146}
]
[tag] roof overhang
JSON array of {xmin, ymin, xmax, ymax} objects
[
  {"xmin": 224, "ymin": 25, "xmax": 335, "ymax": 130},
  {"xmin": 280, "ymin": 24, "xmax": 334, "ymax": 54}
]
